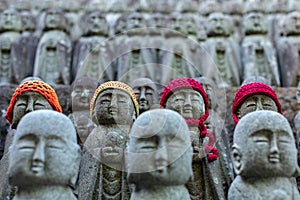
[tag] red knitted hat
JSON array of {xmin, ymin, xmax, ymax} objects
[
  {"xmin": 232, "ymin": 82, "xmax": 283, "ymax": 124},
  {"xmin": 160, "ymin": 78, "xmax": 210, "ymax": 122},
  {"xmin": 5, "ymin": 80, "xmax": 62, "ymax": 124}
]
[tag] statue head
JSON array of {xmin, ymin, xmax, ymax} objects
[
  {"xmin": 232, "ymin": 82, "xmax": 282, "ymax": 124},
  {"xmin": 44, "ymin": 8, "xmax": 67, "ymax": 32},
  {"xmin": 70, "ymin": 114, "xmax": 95, "ymax": 145},
  {"xmin": 90, "ymin": 81, "xmax": 139, "ymax": 126},
  {"xmin": 206, "ymin": 12, "xmax": 233, "ymax": 37},
  {"xmin": 285, "ymin": 11, "xmax": 300, "ymax": 36},
  {"xmin": 167, "ymin": 13, "xmax": 186, "ymax": 34},
  {"xmin": 232, "ymin": 110, "xmax": 299, "ymax": 178},
  {"xmin": 127, "ymin": 109, "xmax": 193, "ymax": 188},
  {"xmin": 243, "ymin": 12, "xmax": 267, "ymax": 35},
  {"xmin": 199, "ymin": 0, "xmax": 221, "ymax": 16},
  {"xmin": 84, "ymin": 11, "xmax": 108, "ymax": 36},
  {"xmin": 20, "ymin": 10, "xmax": 36, "ymax": 32},
  {"xmin": 126, "ymin": 12, "xmax": 146, "ymax": 30},
  {"xmin": 160, "ymin": 78, "xmax": 209, "ymax": 122},
  {"xmin": 0, "ymin": 8, "xmax": 22, "ymax": 32},
  {"xmin": 71, "ymin": 77, "xmax": 97, "ymax": 112},
  {"xmin": 194, "ymin": 76, "xmax": 217, "ymax": 110},
  {"xmin": 297, "ymin": 82, "xmax": 300, "ymax": 104},
  {"xmin": 5, "ymin": 80, "xmax": 62, "ymax": 129},
  {"xmin": 8, "ymin": 110, "xmax": 81, "ymax": 188},
  {"xmin": 131, "ymin": 78, "xmax": 158, "ymax": 114}
]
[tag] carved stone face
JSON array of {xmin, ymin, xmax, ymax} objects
[
  {"xmin": 128, "ymin": 109, "xmax": 192, "ymax": 187},
  {"xmin": 86, "ymin": 12, "xmax": 107, "ymax": 35},
  {"xmin": 243, "ymin": 12, "xmax": 267, "ymax": 35},
  {"xmin": 0, "ymin": 9, "xmax": 21, "ymax": 31},
  {"xmin": 73, "ymin": 114, "xmax": 95, "ymax": 144},
  {"xmin": 206, "ymin": 12, "xmax": 231, "ymax": 36},
  {"xmin": 233, "ymin": 111, "xmax": 298, "ymax": 178},
  {"xmin": 237, "ymin": 94, "xmax": 277, "ymax": 119},
  {"xmin": 166, "ymin": 89, "xmax": 205, "ymax": 119},
  {"xmin": 12, "ymin": 92, "xmax": 53, "ymax": 129},
  {"xmin": 71, "ymin": 78, "xmax": 96, "ymax": 111},
  {"xmin": 94, "ymin": 89, "xmax": 135, "ymax": 125},
  {"xmin": 132, "ymin": 78, "xmax": 157, "ymax": 113},
  {"xmin": 8, "ymin": 110, "xmax": 80, "ymax": 187},
  {"xmin": 45, "ymin": 10, "xmax": 61, "ymax": 29},
  {"xmin": 126, "ymin": 13, "xmax": 145, "ymax": 30},
  {"xmin": 286, "ymin": 11, "xmax": 300, "ymax": 35}
]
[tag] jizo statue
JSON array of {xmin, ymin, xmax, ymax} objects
[
  {"xmin": 127, "ymin": 109, "xmax": 193, "ymax": 200},
  {"xmin": 8, "ymin": 110, "xmax": 81, "ymax": 200},
  {"xmin": 78, "ymin": 81, "xmax": 139, "ymax": 200},
  {"xmin": 130, "ymin": 78, "xmax": 159, "ymax": 114},
  {"xmin": 229, "ymin": 110, "xmax": 300, "ymax": 199}
]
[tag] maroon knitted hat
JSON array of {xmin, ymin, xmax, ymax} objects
[
  {"xmin": 160, "ymin": 78, "xmax": 210, "ymax": 122},
  {"xmin": 232, "ymin": 82, "xmax": 283, "ymax": 124}
]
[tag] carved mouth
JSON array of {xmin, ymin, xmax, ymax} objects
[
  {"xmin": 269, "ymin": 155, "xmax": 280, "ymax": 163},
  {"xmin": 31, "ymin": 162, "xmax": 44, "ymax": 174}
]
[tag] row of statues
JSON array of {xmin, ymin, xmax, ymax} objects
[
  {"xmin": 0, "ymin": 75, "xmax": 299, "ymax": 199},
  {"xmin": 2, "ymin": 1, "xmax": 300, "ymax": 87}
]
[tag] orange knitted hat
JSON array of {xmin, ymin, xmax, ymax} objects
[
  {"xmin": 90, "ymin": 81, "xmax": 139, "ymax": 118},
  {"xmin": 5, "ymin": 80, "xmax": 62, "ymax": 124}
]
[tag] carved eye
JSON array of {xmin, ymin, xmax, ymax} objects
[{"xmin": 253, "ymin": 137, "xmax": 268, "ymax": 143}]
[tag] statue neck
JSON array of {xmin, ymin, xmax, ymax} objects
[
  {"xmin": 14, "ymin": 185, "xmax": 76, "ymax": 200},
  {"xmin": 131, "ymin": 185, "xmax": 189, "ymax": 200}
]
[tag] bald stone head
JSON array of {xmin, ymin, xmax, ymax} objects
[
  {"xmin": 232, "ymin": 110, "xmax": 299, "ymax": 179},
  {"xmin": 127, "ymin": 109, "xmax": 193, "ymax": 188},
  {"xmin": 131, "ymin": 78, "xmax": 158, "ymax": 113},
  {"xmin": 8, "ymin": 110, "xmax": 81, "ymax": 188}
]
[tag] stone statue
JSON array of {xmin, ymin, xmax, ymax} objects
[
  {"xmin": 0, "ymin": 8, "xmax": 22, "ymax": 85},
  {"xmin": 276, "ymin": 11, "xmax": 300, "ymax": 86},
  {"xmin": 198, "ymin": 0, "xmax": 221, "ymax": 17},
  {"xmin": 78, "ymin": 81, "xmax": 139, "ymax": 199},
  {"xmin": 232, "ymin": 82, "xmax": 283, "ymax": 124},
  {"xmin": 160, "ymin": 78, "xmax": 230, "ymax": 200},
  {"xmin": 229, "ymin": 110, "xmax": 300, "ymax": 199},
  {"xmin": 241, "ymin": 11, "xmax": 280, "ymax": 86},
  {"xmin": 8, "ymin": 110, "xmax": 81, "ymax": 200},
  {"xmin": 202, "ymin": 12, "xmax": 241, "ymax": 88},
  {"xmin": 241, "ymin": 75, "xmax": 271, "ymax": 86},
  {"xmin": 294, "ymin": 81, "xmax": 300, "ymax": 151},
  {"xmin": 11, "ymin": 10, "xmax": 38, "ymax": 83},
  {"xmin": 68, "ymin": 77, "xmax": 97, "ymax": 145},
  {"xmin": 160, "ymin": 13, "xmax": 200, "ymax": 85},
  {"xmin": 116, "ymin": 12, "xmax": 153, "ymax": 84},
  {"xmin": 130, "ymin": 77, "xmax": 159, "ymax": 114},
  {"xmin": 127, "ymin": 109, "xmax": 193, "ymax": 200},
  {"xmin": 73, "ymin": 11, "xmax": 114, "ymax": 83},
  {"xmin": 33, "ymin": 8, "xmax": 72, "ymax": 85},
  {"xmin": 0, "ymin": 80, "xmax": 62, "ymax": 199}
]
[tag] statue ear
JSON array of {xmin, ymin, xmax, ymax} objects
[
  {"xmin": 236, "ymin": 109, "xmax": 241, "ymax": 120},
  {"xmin": 232, "ymin": 145, "xmax": 243, "ymax": 175}
]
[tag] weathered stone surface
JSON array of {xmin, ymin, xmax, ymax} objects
[{"xmin": 229, "ymin": 110, "xmax": 300, "ymax": 199}]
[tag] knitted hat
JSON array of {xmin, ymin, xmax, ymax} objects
[
  {"xmin": 160, "ymin": 78, "xmax": 218, "ymax": 162},
  {"xmin": 232, "ymin": 82, "xmax": 283, "ymax": 124},
  {"xmin": 90, "ymin": 81, "xmax": 139, "ymax": 118},
  {"xmin": 160, "ymin": 78, "xmax": 210, "ymax": 123},
  {"xmin": 5, "ymin": 80, "xmax": 62, "ymax": 124}
]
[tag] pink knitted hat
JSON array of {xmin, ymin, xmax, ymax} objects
[{"xmin": 232, "ymin": 82, "xmax": 283, "ymax": 124}]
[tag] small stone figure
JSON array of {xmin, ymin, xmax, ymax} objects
[
  {"xmin": 160, "ymin": 78, "xmax": 229, "ymax": 200},
  {"xmin": 276, "ymin": 10, "xmax": 300, "ymax": 86},
  {"xmin": 0, "ymin": 8, "xmax": 22, "ymax": 85},
  {"xmin": 232, "ymin": 82, "xmax": 282, "ymax": 124},
  {"xmin": 130, "ymin": 77, "xmax": 159, "ymax": 114},
  {"xmin": 202, "ymin": 12, "xmax": 241, "ymax": 88},
  {"xmin": 8, "ymin": 110, "xmax": 81, "ymax": 200},
  {"xmin": 127, "ymin": 109, "xmax": 193, "ymax": 200},
  {"xmin": 68, "ymin": 77, "xmax": 97, "ymax": 145},
  {"xmin": 229, "ymin": 110, "xmax": 300, "ymax": 199},
  {"xmin": 241, "ymin": 10, "xmax": 280, "ymax": 86},
  {"xmin": 0, "ymin": 80, "xmax": 62, "ymax": 199},
  {"xmin": 33, "ymin": 8, "xmax": 72, "ymax": 85},
  {"xmin": 78, "ymin": 81, "xmax": 139, "ymax": 200},
  {"xmin": 73, "ymin": 11, "xmax": 114, "ymax": 83}
]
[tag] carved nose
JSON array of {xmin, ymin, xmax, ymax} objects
[
  {"xmin": 270, "ymin": 135, "xmax": 279, "ymax": 155},
  {"xmin": 33, "ymin": 141, "xmax": 45, "ymax": 163},
  {"xmin": 155, "ymin": 147, "xmax": 168, "ymax": 167},
  {"xmin": 110, "ymin": 95, "xmax": 118, "ymax": 108},
  {"xmin": 184, "ymin": 95, "xmax": 192, "ymax": 106},
  {"xmin": 25, "ymin": 101, "xmax": 34, "ymax": 113}
]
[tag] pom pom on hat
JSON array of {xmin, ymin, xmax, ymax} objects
[
  {"xmin": 232, "ymin": 82, "xmax": 282, "ymax": 124},
  {"xmin": 90, "ymin": 81, "xmax": 139, "ymax": 119},
  {"xmin": 5, "ymin": 80, "xmax": 62, "ymax": 124}
]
